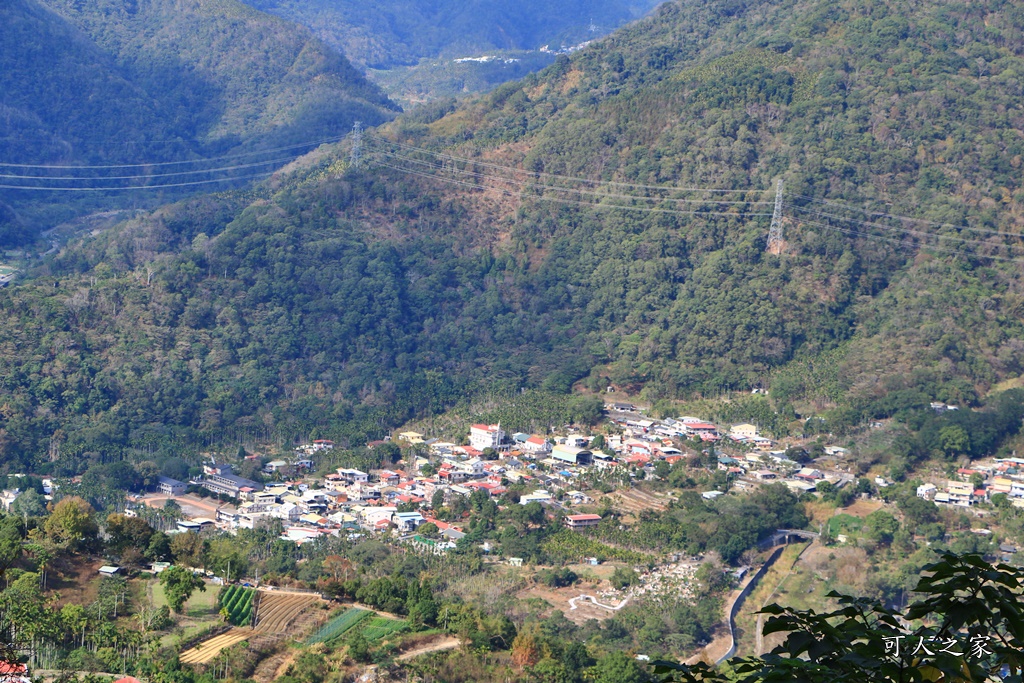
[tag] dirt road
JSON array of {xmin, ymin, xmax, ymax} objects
[
  {"xmin": 140, "ymin": 492, "xmax": 222, "ymax": 518},
  {"xmin": 397, "ymin": 636, "xmax": 462, "ymax": 661}
]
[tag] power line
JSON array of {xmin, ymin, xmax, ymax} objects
[
  {"xmin": 0, "ymin": 136, "xmax": 347, "ymax": 171},
  {"xmin": 367, "ymin": 134, "xmax": 771, "ymax": 194},
  {"xmin": 0, "ymin": 154, "xmax": 305, "ymax": 183},
  {"xmin": 376, "ymin": 160, "xmax": 771, "ymax": 218},
  {"xmin": 791, "ymin": 206, "xmax": 1024, "ymax": 250},
  {"xmin": 795, "ymin": 216, "xmax": 1024, "ymax": 263},
  {"xmin": 379, "ymin": 151, "xmax": 773, "ymax": 206},
  {"xmin": 792, "ymin": 194, "xmax": 1024, "ymax": 239},
  {"xmin": 0, "ymin": 171, "xmax": 277, "ymax": 192}
]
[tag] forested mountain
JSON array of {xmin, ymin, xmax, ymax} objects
[
  {"xmin": 2, "ymin": 0, "xmax": 1024, "ymax": 470},
  {"xmin": 243, "ymin": 0, "xmax": 662, "ymax": 68},
  {"xmin": 0, "ymin": 0, "xmax": 398, "ymax": 245}
]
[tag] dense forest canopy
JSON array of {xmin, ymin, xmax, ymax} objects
[{"xmin": 1, "ymin": 0, "xmax": 1024, "ymax": 467}]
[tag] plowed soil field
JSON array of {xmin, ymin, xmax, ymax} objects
[
  {"xmin": 179, "ymin": 590, "xmax": 323, "ymax": 666},
  {"xmin": 253, "ymin": 592, "xmax": 320, "ymax": 633},
  {"xmin": 180, "ymin": 629, "xmax": 250, "ymax": 664}
]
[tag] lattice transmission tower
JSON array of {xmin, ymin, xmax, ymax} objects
[
  {"xmin": 350, "ymin": 121, "xmax": 363, "ymax": 168},
  {"xmin": 767, "ymin": 179, "xmax": 785, "ymax": 253}
]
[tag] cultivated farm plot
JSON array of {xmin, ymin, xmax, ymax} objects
[
  {"xmin": 305, "ymin": 608, "xmax": 369, "ymax": 644},
  {"xmin": 607, "ymin": 488, "xmax": 669, "ymax": 515},
  {"xmin": 253, "ymin": 592, "xmax": 321, "ymax": 634},
  {"xmin": 179, "ymin": 591, "xmax": 323, "ymax": 666},
  {"xmin": 179, "ymin": 629, "xmax": 250, "ymax": 664},
  {"xmin": 359, "ymin": 616, "xmax": 409, "ymax": 642}
]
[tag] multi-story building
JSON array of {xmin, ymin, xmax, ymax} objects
[
  {"xmin": 201, "ymin": 464, "xmax": 263, "ymax": 498},
  {"xmin": 470, "ymin": 424, "xmax": 505, "ymax": 451}
]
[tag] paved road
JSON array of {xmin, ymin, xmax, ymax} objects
[{"xmin": 568, "ymin": 594, "xmax": 630, "ymax": 611}]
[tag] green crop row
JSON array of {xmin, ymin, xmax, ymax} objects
[
  {"xmin": 358, "ymin": 617, "xmax": 409, "ymax": 642},
  {"xmin": 219, "ymin": 586, "xmax": 255, "ymax": 626},
  {"xmin": 305, "ymin": 608, "xmax": 370, "ymax": 644}
]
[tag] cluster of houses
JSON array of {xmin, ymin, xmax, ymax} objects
[
  {"xmin": 917, "ymin": 458, "xmax": 1024, "ymax": 509},
  {"xmin": 147, "ymin": 410, "xmax": 836, "ymax": 548}
]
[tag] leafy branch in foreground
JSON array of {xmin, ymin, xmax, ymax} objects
[{"xmin": 653, "ymin": 553, "xmax": 1024, "ymax": 683}]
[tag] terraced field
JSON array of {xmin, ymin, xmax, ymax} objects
[
  {"xmin": 253, "ymin": 592, "xmax": 321, "ymax": 634},
  {"xmin": 608, "ymin": 488, "xmax": 669, "ymax": 515},
  {"xmin": 179, "ymin": 590, "xmax": 323, "ymax": 666},
  {"xmin": 179, "ymin": 628, "xmax": 250, "ymax": 664}
]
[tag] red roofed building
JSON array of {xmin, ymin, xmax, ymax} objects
[
  {"xmin": 396, "ymin": 494, "xmax": 425, "ymax": 505},
  {"xmin": 422, "ymin": 517, "xmax": 465, "ymax": 533},
  {"xmin": 0, "ymin": 663, "xmax": 30, "ymax": 683},
  {"xmin": 470, "ymin": 424, "xmax": 505, "ymax": 450},
  {"xmin": 565, "ymin": 514, "xmax": 602, "ymax": 529},
  {"xmin": 522, "ymin": 436, "xmax": 552, "ymax": 456}
]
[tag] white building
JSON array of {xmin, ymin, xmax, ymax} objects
[
  {"xmin": 522, "ymin": 436, "xmax": 552, "ymax": 456},
  {"xmin": 272, "ymin": 502, "xmax": 302, "ymax": 522},
  {"xmin": 337, "ymin": 468, "xmax": 369, "ymax": 484},
  {"xmin": 470, "ymin": 424, "xmax": 505, "ymax": 451}
]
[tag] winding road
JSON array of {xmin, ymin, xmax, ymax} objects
[{"xmin": 568, "ymin": 594, "xmax": 630, "ymax": 611}]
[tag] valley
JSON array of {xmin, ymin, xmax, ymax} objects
[{"xmin": 0, "ymin": 0, "xmax": 1023, "ymax": 681}]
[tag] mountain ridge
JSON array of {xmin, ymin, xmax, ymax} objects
[
  {"xmin": 1, "ymin": 0, "xmax": 1023, "ymax": 467},
  {"xmin": 0, "ymin": 0, "xmax": 399, "ymax": 245}
]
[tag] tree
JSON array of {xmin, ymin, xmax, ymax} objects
[
  {"xmin": 347, "ymin": 632, "xmax": 371, "ymax": 663},
  {"xmin": 159, "ymin": 565, "xmax": 205, "ymax": 613},
  {"xmin": 611, "ymin": 566, "xmax": 640, "ymax": 590},
  {"xmin": 44, "ymin": 497, "xmax": 98, "ymax": 550},
  {"xmin": 897, "ymin": 496, "xmax": 938, "ymax": 526},
  {"xmin": 864, "ymin": 510, "xmax": 900, "ymax": 545},
  {"xmin": 594, "ymin": 651, "xmax": 647, "ymax": 683},
  {"xmin": 106, "ymin": 514, "xmax": 154, "ymax": 555},
  {"xmin": 147, "ymin": 531, "xmax": 172, "ymax": 561},
  {"xmin": 512, "ymin": 622, "xmax": 542, "ymax": 668},
  {"xmin": 323, "ymin": 555, "xmax": 354, "ymax": 582},
  {"xmin": 377, "ymin": 442, "xmax": 401, "ymax": 464},
  {"xmin": 0, "ymin": 516, "xmax": 23, "ymax": 580},
  {"xmin": 431, "ymin": 489, "xmax": 445, "ymax": 510},
  {"xmin": 939, "ymin": 425, "xmax": 970, "ymax": 458},
  {"xmin": 654, "ymin": 460, "xmax": 671, "ymax": 480},
  {"xmin": 417, "ymin": 522, "xmax": 439, "ymax": 536},
  {"xmin": 170, "ymin": 531, "xmax": 207, "ymax": 567},
  {"xmin": 10, "ymin": 490, "xmax": 46, "ymax": 519}
]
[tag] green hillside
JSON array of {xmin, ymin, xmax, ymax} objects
[
  {"xmin": 2, "ymin": 0, "xmax": 1024, "ymax": 468},
  {"xmin": 0, "ymin": 0, "xmax": 398, "ymax": 246}
]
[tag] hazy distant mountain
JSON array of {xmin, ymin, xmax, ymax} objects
[
  {"xmin": 244, "ymin": 0, "xmax": 664, "ymax": 68},
  {"xmin": 0, "ymin": 0, "xmax": 398, "ymax": 244}
]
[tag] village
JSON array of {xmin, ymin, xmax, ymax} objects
[
  {"xmin": 4, "ymin": 400, "xmax": 1023, "ymax": 564},
  {"xmin": 91, "ymin": 402, "xmax": 852, "ymax": 552},
  {"xmin": 90, "ymin": 399, "xmax": 1024, "ymax": 560}
]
